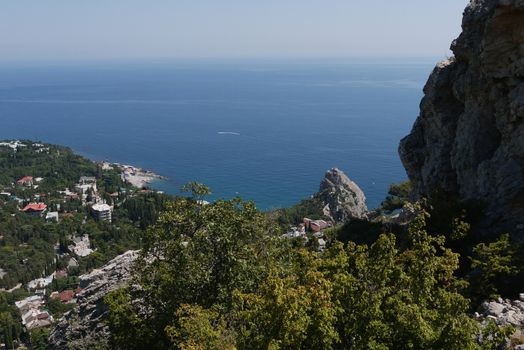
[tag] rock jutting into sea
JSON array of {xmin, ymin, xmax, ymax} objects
[
  {"xmin": 399, "ymin": 0, "xmax": 524, "ymax": 237},
  {"xmin": 110, "ymin": 163, "xmax": 165, "ymax": 189},
  {"xmin": 317, "ymin": 167, "xmax": 368, "ymax": 223}
]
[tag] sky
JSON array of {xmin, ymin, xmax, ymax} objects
[{"xmin": 0, "ymin": 0, "xmax": 469, "ymax": 62}]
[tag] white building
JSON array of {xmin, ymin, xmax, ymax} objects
[
  {"xmin": 0, "ymin": 141, "xmax": 26, "ymax": 151},
  {"xmin": 46, "ymin": 211, "xmax": 59, "ymax": 222},
  {"xmin": 69, "ymin": 235, "xmax": 94, "ymax": 257},
  {"xmin": 318, "ymin": 238, "xmax": 327, "ymax": 251},
  {"xmin": 27, "ymin": 274, "xmax": 54, "ymax": 290},
  {"xmin": 68, "ymin": 257, "xmax": 79, "ymax": 269},
  {"xmin": 15, "ymin": 295, "xmax": 44, "ymax": 313},
  {"xmin": 282, "ymin": 224, "xmax": 306, "ymax": 239},
  {"xmin": 91, "ymin": 203, "xmax": 112, "ymax": 222},
  {"xmin": 75, "ymin": 176, "xmax": 98, "ymax": 201},
  {"xmin": 15, "ymin": 295, "xmax": 53, "ymax": 330}
]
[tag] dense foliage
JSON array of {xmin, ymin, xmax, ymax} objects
[
  {"xmin": 0, "ymin": 142, "xmax": 97, "ymax": 190},
  {"xmin": 106, "ymin": 190, "xmax": 487, "ymax": 350}
]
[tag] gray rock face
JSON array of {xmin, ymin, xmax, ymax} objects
[
  {"xmin": 480, "ymin": 296, "xmax": 524, "ymax": 327},
  {"xmin": 48, "ymin": 250, "xmax": 139, "ymax": 350},
  {"xmin": 318, "ymin": 168, "xmax": 368, "ymax": 223},
  {"xmin": 399, "ymin": 0, "xmax": 524, "ymax": 236}
]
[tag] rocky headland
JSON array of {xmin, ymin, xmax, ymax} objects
[{"xmin": 317, "ymin": 167, "xmax": 368, "ymax": 223}]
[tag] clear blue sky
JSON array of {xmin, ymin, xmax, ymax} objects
[{"xmin": 0, "ymin": 0, "xmax": 469, "ymax": 62}]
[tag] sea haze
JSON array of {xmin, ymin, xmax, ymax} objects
[{"xmin": 0, "ymin": 60, "xmax": 435, "ymax": 210}]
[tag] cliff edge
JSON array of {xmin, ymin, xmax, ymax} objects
[{"xmin": 399, "ymin": 0, "xmax": 524, "ymax": 236}]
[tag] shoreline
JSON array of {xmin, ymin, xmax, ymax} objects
[{"xmin": 98, "ymin": 161, "xmax": 167, "ymax": 189}]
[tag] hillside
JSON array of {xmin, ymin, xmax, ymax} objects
[{"xmin": 0, "ymin": 140, "xmax": 171, "ymax": 348}]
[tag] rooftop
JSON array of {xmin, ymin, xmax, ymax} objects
[
  {"xmin": 92, "ymin": 203, "xmax": 112, "ymax": 212},
  {"xmin": 22, "ymin": 203, "xmax": 47, "ymax": 212},
  {"xmin": 17, "ymin": 176, "xmax": 34, "ymax": 184}
]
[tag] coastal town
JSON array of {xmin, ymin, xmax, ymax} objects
[{"xmin": 0, "ymin": 140, "xmax": 168, "ymax": 346}]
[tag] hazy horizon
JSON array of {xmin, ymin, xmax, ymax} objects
[{"xmin": 1, "ymin": 0, "xmax": 469, "ymax": 63}]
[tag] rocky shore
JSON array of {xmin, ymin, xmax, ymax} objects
[{"xmin": 99, "ymin": 161, "xmax": 165, "ymax": 189}]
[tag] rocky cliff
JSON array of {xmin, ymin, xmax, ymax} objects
[
  {"xmin": 48, "ymin": 250, "xmax": 139, "ymax": 350},
  {"xmin": 399, "ymin": 0, "xmax": 524, "ymax": 236},
  {"xmin": 318, "ymin": 168, "xmax": 368, "ymax": 222}
]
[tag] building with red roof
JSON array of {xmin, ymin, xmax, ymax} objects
[
  {"xmin": 17, "ymin": 176, "xmax": 34, "ymax": 186},
  {"xmin": 303, "ymin": 218, "xmax": 330, "ymax": 233},
  {"xmin": 22, "ymin": 203, "xmax": 47, "ymax": 217},
  {"xmin": 52, "ymin": 290, "xmax": 75, "ymax": 304}
]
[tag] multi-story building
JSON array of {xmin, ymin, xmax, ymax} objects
[{"xmin": 91, "ymin": 203, "xmax": 112, "ymax": 222}]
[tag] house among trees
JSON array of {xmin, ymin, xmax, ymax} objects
[
  {"xmin": 15, "ymin": 295, "xmax": 54, "ymax": 330},
  {"xmin": 27, "ymin": 275, "xmax": 54, "ymax": 290},
  {"xmin": 69, "ymin": 235, "xmax": 94, "ymax": 257},
  {"xmin": 53, "ymin": 270, "xmax": 68, "ymax": 279},
  {"xmin": 75, "ymin": 176, "xmax": 98, "ymax": 202},
  {"xmin": 46, "ymin": 211, "xmax": 59, "ymax": 222},
  {"xmin": 79, "ymin": 176, "xmax": 96, "ymax": 185},
  {"xmin": 67, "ymin": 257, "xmax": 79, "ymax": 269},
  {"xmin": 21, "ymin": 203, "xmax": 47, "ymax": 217},
  {"xmin": 16, "ymin": 176, "xmax": 33, "ymax": 186},
  {"xmin": 50, "ymin": 290, "xmax": 76, "ymax": 304},
  {"xmin": 303, "ymin": 218, "xmax": 330, "ymax": 232},
  {"xmin": 22, "ymin": 309, "xmax": 53, "ymax": 330}
]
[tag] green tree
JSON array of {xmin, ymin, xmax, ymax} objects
[
  {"xmin": 327, "ymin": 214, "xmax": 479, "ymax": 349},
  {"xmin": 381, "ymin": 180, "xmax": 412, "ymax": 212},
  {"xmin": 0, "ymin": 312, "xmax": 15, "ymax": 349},
  {"xmin": 106, "ymin": 196, "xmax": 482, "ymax": 350},
  {"xmin": 235, "ymin": 212, "xmax": 479, "ymax": 349},
  {"xmin": 469, "ymin": 233, "xmax": 519, "ymax": 300},
  {"xmin": 30, "ymin": 328, "xmax": 51, "ymax": 350},
  {"xmin": 105, "ymin": 288, "xmax": 153, "ymax": 350},
  {"xmin": 165, "ymin": 304, "xmax": 235, "ymax": 350},
  {"xmin": 108, "ymin": 188, "xmax": 278, "ymax": 349},
  {"xmin": 233, "ymin": 250, "xmax": 339, "ymax": 350}
]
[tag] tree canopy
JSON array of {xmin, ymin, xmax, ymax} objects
[{"xmin": 106, "ymin": 191, "xmax": 483, "ymax": 350}]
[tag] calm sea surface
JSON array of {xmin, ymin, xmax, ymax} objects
[{"xmin": 0, "ymin": 60, "xmax": 436, "ymax": 210}]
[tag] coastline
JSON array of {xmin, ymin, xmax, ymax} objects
[{"xmin": 98, "ymin": 161, "xmax": 166, "ymax": 189}]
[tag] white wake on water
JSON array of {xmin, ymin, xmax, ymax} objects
[{"xmin": 217, "ymin": 131, "xmax": 241, "ymax": 136}]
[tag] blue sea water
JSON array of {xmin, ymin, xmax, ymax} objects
[{"xmin": 0, "ymin": 60, "xmax": 436, "ymax": 210}]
